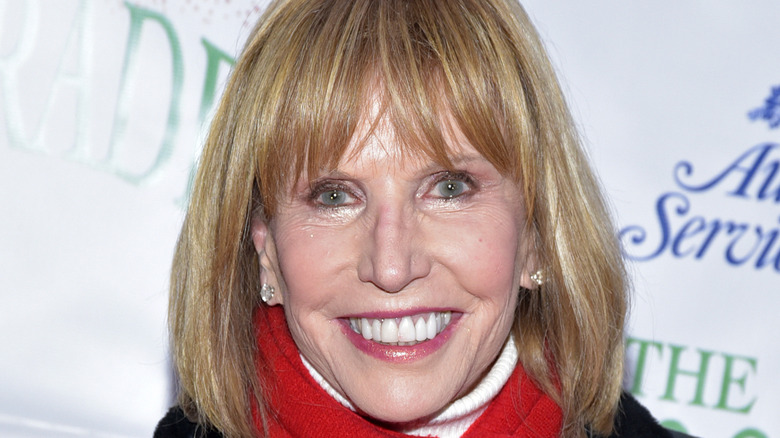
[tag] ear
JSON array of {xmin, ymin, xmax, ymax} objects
[
  {"xmin": 519, "ymin": 267, "xmax": 543, "ymax": 291},
  {"xmin": 251, "ymin": 218, "xmax": 284, "ymax": 306},
  {"xmin": 518, "ymin": 235, "xmax": 543, "ymax": 291}
]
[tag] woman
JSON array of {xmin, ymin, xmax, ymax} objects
[{"xmin": 156, "ymin": 0, "xmax": 685, "ymax": 437}]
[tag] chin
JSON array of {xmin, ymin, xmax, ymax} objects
[
  {"xmin": 345, "ymin": 377, "xmax": 455, "ymax": 425},
  {"xmin": 358, "ymin": 400, "xmax": 441, "ymax": 425}
]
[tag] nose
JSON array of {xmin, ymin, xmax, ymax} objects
[{"xmin": 357, "ymin": 203, "xmax": 431, "ymax": 293}]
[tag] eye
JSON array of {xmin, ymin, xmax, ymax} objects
[
  {"xmin": 430, "ymin": 172, "xmax": 475, "ymax": 199},
  {"xmin": 435, "ymin": 179, "xmax": 467, "ymax": 198},
  {"xmin": 319, "ymin": 189, "xmax": 354, "ymax": 206},
  {"xmin": 308, "ymin": 180, "xmax": 359, "ymax": 208}
]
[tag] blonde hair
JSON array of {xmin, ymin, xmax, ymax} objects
[{"xmin": 169, "ymin": 0, "xmax": 627, "ymax": 436}]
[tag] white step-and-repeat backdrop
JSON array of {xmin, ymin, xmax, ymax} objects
[{"xmin": 0, "ymin": 1, "xmax": 776, "ymax": 437}]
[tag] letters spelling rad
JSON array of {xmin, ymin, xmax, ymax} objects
[{"xmin": 0, "ymin": 1, "xmax": 235, "ymax": 195}]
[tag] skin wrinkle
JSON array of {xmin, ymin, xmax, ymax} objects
[
  {"xmin": 254, "ymin": 105, "xmax": 535, "ymax": 424},
  {"xmin": 171, "ymin": 2, "xmax": 628, "ymax": 435}
]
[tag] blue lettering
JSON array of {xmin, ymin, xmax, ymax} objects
[
  {"xmin": 620, "ymin": 192, "xmax": 687, "ymax": 261},
  {"xmin": 673, "ymin": 143, "xmax": 779, "ymax": 201},
  {"xmin": 748, "ymin": 85, "xmax": 780, "ymax": 129},
  {"xmin": 694, "ymin": 219, "xmax": 723, "ymax": 259},
  {"xmin": 723, "ymin": 224, "xmax": 755, "ymax": 265},
  {"xmin": 724, "ymin": 224, "xmax": 759, "ymax": 265},
  {"xmin": 621, "ymin": 194, "xmax": 780, "ymax": 273},
  {"xmin": 756, "ymin": 159, "xmax": 780, "ymax": 201},
  {"xmin": 755, "ymin": 222, "xmax": 779, "ymax": 268},
  {"xmin": 671, "ymin": 216, "xmax": 706, "ymax": 258}
]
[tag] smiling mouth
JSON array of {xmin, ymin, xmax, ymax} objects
[{"xmin": 346, "ymin": 311, "xmax": 453, "ymax": 346}]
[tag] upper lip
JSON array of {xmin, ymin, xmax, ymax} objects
[{"xmin": 340, "ymin": 308, "xmax": 460, "ymax": 319}]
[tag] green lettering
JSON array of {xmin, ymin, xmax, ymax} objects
[
  {"xmin": 0, "ymin": 0, "xmax": 38, "ymax": 148},
  {"xmin": 198, "ymin": 38, "xmax": 234, "ymax": 126},
  {"xmin": 661, "ymin": 344, "xmax": 713, "ymax": 406},
  {"xmin": 734, "ymin": 428, "xmax": 768, "ymax": 438},
  {"xmin": 176, "ymin": 38, "xmax": 235, "ymax": 207},
  {"xmin": 107, "ymin": 2, "xmax": 183, "ymax": 185},
  {"xmin": 625, "ymin": 337, "xmax": 663, "ymax": 396},
  {"xmin": 35, "ymin": 0, "xmax": 94, "ymax": 157},
  {"xmin": 715, "ymin": 354, "xmax": 757, "ymax": 413},
  {"xmin": 659, "ymin": 419, "xmax": 688, "ymax": 434}
]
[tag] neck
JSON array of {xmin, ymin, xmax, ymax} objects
[
  {"xmin": 256, "ymin": 306, "xmax": 563, "ymax": 437},
  {"xmin": 301, "ymin": 334, "xmax": 518, "ymax": 438}
]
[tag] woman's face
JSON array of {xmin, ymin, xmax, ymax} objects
[{"xmin": 256, "ymin": 113, "xmax": 535, "ymax": 424}]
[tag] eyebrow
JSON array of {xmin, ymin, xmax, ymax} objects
[
  {"xmin": 419, "ymin": 153, "xmax": 489, "ymax": 173},
  {"xmin": 446, "ymin": 154, "xmax": 486, "ymax": 166},
  {"xmin": 302, "ymin": 153, "xmax": 488, "ymax": 184}
]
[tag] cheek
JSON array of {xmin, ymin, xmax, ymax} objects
[
  {"xmin": 272, "ymin": 227, "xmax": 347, "ymax": 354},
  {"xmin": 436, "ymin": 213, "xmax": 524, "ymax": 301},
  {"xmin": 273, "ymin": 226, "xmax": 351, "ymax": 307}
]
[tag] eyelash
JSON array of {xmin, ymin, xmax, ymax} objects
[
  {"xmin": 307, "ymin": 181, "xmax": 359, "ymax": 207},
  {"xmin": 429, "ymin": 171, "xmax": 478, "ymax": 199},
  {"xmin": 306, "ymin": 171, "xmax": 478, "ymax": 207}
]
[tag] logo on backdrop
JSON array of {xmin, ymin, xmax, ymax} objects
[
  {"xmin": 0, "ymin": 1, "xmax": 244, "ymax": 202},
  {"xmin": 748, "ymin": 85, "xmax": 780, "ymax": 129},
  {"xmin": 619, "ymin": 87, "xmax": 780, "ymax": 273}
]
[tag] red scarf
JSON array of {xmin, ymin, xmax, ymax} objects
[{"xmin": 254, "ymin": 307, "xmax": 562, "ymax": 437}]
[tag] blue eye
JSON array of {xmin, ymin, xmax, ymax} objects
[
  {"xmin": 319, "ymin": 189, "xmax": 353, "ymax": 206},
  {"xmin": 435, "ymin": 179, "xmax": 467, "ymax": 198}
]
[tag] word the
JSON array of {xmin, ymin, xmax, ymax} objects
[{"xmin": 626, "ymin": 337, "xmax": 757, "ymax": 414}]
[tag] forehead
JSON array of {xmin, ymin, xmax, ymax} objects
[
  {"xmin": 333, "ymin": 143, "xmax": 463, "ymax": 190},
  {"xmin": 333, "ymin": 98, "xmax": 475, "ymax": 174},
  {"xmin": 339, "ymin": 136, "xmax": 483, "ymax": 181},
  {"xmin": 259, "ymin": 81, "xmax": 519, "ymax": 218}
]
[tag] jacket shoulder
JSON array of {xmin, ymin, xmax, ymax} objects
[
  {"xmin": 154, "ymin": 406, "xmax": 224, "ymax": 438},
  {"xmin": 609, "ymin": 392, "xmax": 698, "ymax": 438}
]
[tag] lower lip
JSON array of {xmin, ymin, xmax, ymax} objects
[{"xmin": 339, "ymin": 314, "xmax": 461, "ymax": 363}]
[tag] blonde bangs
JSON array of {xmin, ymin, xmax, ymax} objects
[
  {"xmin": 172, "ymin": 1, "xmax": 628, "ymax": 436},
  {"xmin": 248, "ymin": 0, "xmax": 544, "ymax": 218}
]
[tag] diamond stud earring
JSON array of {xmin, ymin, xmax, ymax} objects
[
  {"xmin": 260, "ymin": 283, "xmax": 275, "ymax": 303},
  {"xmin": 530, "ymin": 270, "xmax": 544, "ymax": 287}
]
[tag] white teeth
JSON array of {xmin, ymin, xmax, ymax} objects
[
  {"xmin": 381, "ymin": 318, "xmax": 398, "ymax": 343},
  {"xmin": 347, "ymin": 311, "xmax": 453, "ymax": 346},
  {"xmin": 398, "ymin": 316, "xmax": 415, "ymax": 342},
  {"xmin": 415, "ymin": 317, "xmax": 427, "ymax": 342},
  {"xmin": 361, "ymin": 318, "xmax": 373, "ymax": 340},
  {"xmin": 426, "ymin": 313, "xmax": 437, "ymax": 339}
]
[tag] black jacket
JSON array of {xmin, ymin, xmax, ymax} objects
[{"xmin": 154, "ymin": 392, "xmax": 696, "ymax": 438}]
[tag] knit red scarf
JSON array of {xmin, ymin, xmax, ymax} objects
[{"xmin": 254, "ymin": 306, "xmax": 562, "ymax": 437}]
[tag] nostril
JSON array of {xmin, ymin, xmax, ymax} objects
[
  {"xmin": 358, "ymin": 261, "xmax": 409, "ymax": 293},
  {"xmin": 357, "ymin": 204, "xmax": 431, "ymax": 292},
  {"xmin": 358, "ymin": 250, "xmax": 431, "ymax": 293}
]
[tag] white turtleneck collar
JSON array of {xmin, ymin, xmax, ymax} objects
[{"xmin": 300, "ymin": 334, "xmax": 518, "ymax": 438}]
